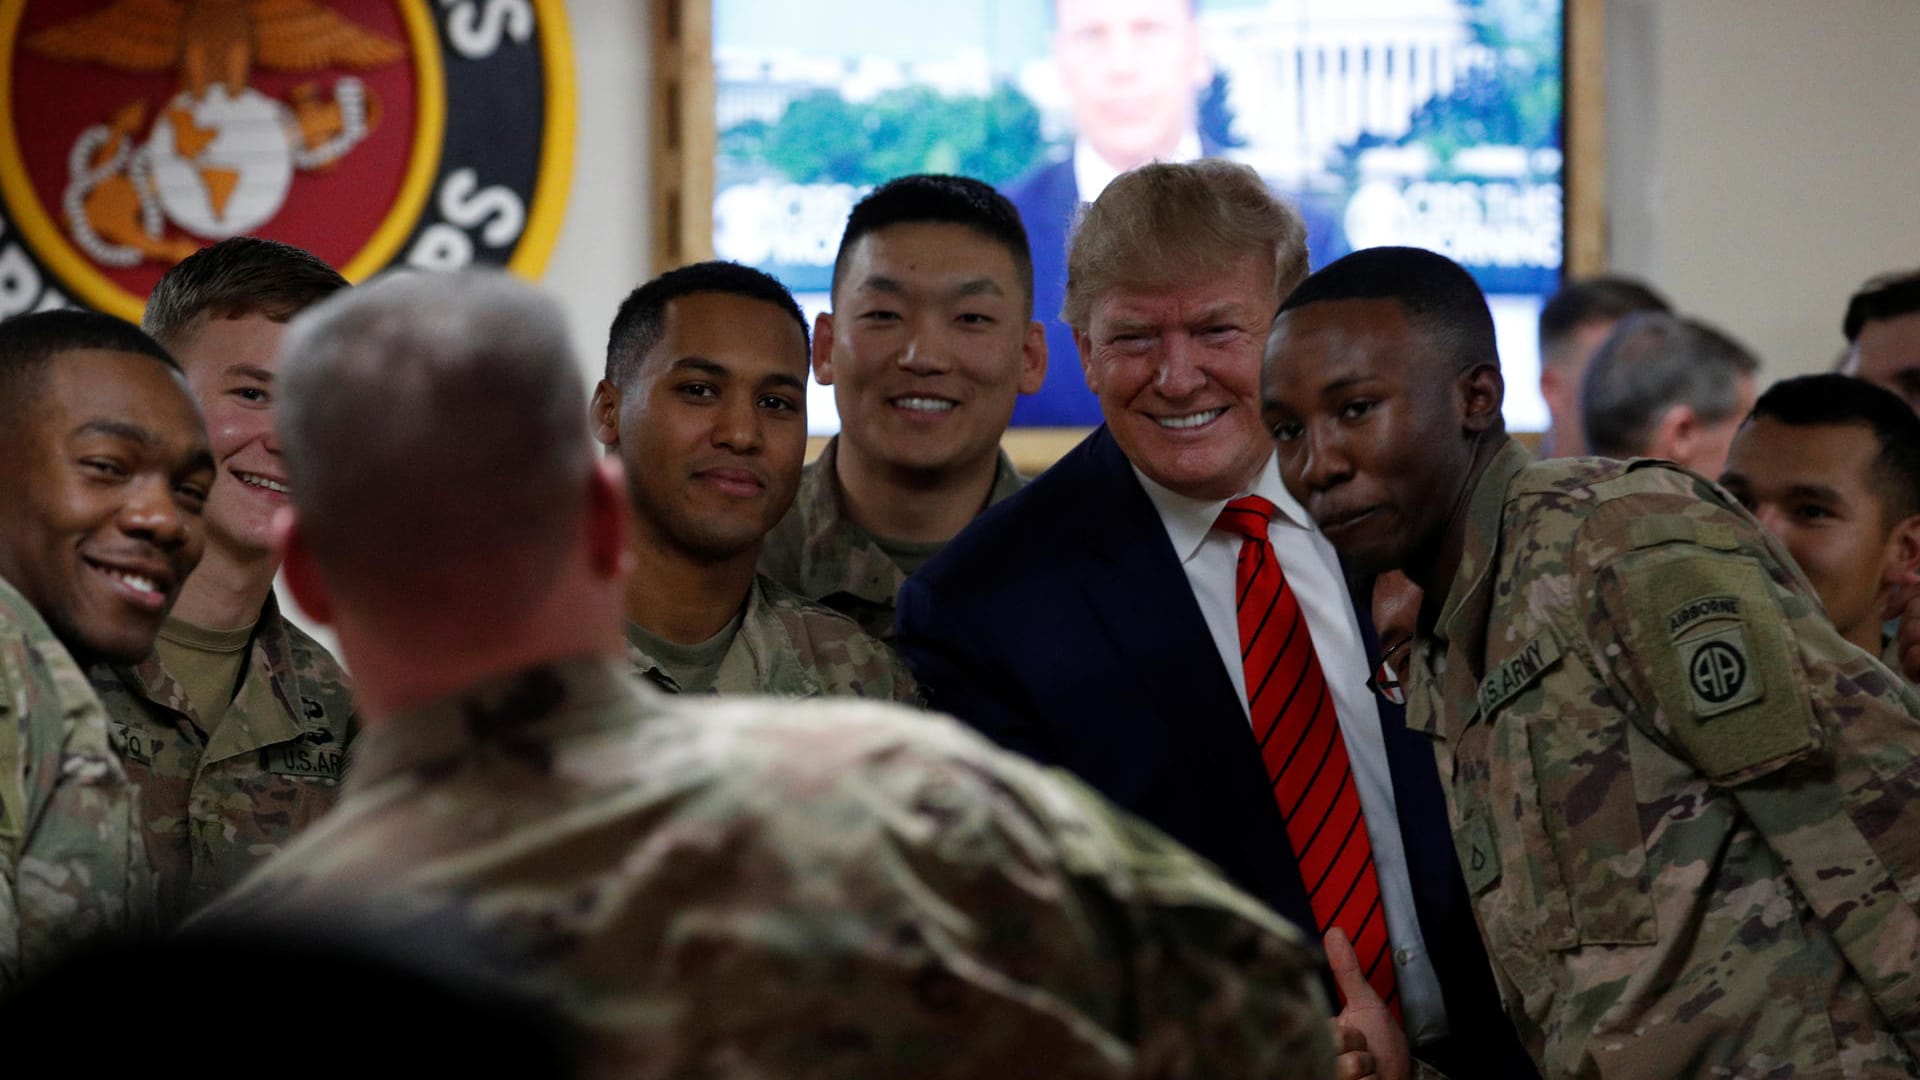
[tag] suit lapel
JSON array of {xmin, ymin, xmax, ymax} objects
[{"xmin": 1069, "ymin": 430, "xmax": 1317, "ymax": 930}]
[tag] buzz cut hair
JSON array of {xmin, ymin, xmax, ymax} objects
[
  {"xmin": 1843, "ymin": 267, "xmax": 1920, "ymax": 343},
  {"xmin": 0, "ymin": 309, "xmax": 178, "ymax": 434},
  {"xmin": 1537, "ymin": 275, "xmax": 1671, "ymax": 369},
  {"xmin": 142, "ymin": 237, "xmax": 349, "ymax": 350},
  {"xmin": 1277, "ymin": 245, "xmax": 1499, "ymax": 377},
  {"xmin": 1749, "ymin": 373, "xmax": 1920, "ymax": 523},
  {"xmin": 603, "ymin": 260, "xmax": 808, "ymax": 391},
  {"xmin": 830, "ymin": 174, "xmax": 1036, "ymax": 317}
]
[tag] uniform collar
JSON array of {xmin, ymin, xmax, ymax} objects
[
  {"xmin": 626, "ymin": 577, "xmax": 824, "ymax": 697},
  {"xmin": 1133, "ymin": 451, "xmax": 1315, "ymax": 566},
  {"xmin": 347, "ymin": 655, "xmax": 640, "ymax": 794},
  {"xmin": 115, "ymin": 593, "xmax": 307, "ymax": 759},
  {"xmin": 792, "ymin": 436, "xmax": 1024, "ymax": 608},
  {"xmin": 1434, "ymin": 438, "xmax": 1532, "ymax": 663}
]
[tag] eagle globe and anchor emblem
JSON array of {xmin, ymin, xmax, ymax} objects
[{"xmin": 22, "ymin": 0, "xmax": 404, "ymax": 268}]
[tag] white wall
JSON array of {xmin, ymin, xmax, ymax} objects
[
  {"xmin": 542, "ymin": 0, "xmax": 655, "ymax": 388},
  {"xmin": 1605, "ymin": 0, "xmax": 1920, "ymax": 380}
]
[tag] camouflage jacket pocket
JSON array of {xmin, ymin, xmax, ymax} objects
[{"xmin": 1526, "ymin": 709, "xmax": 1657, "ymax": 949}]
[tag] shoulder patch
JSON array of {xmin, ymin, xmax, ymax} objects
[
  {"xmin": 1624, "ymin": 549, "xmax": 1815, "ymax": 782},
  {"xmin": 1627, "ymin": 517, "xmax": 1740, "ymax": 552}
]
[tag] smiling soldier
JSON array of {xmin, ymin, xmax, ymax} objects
[
  {"xmin": 85, "ymin": 238, "xmax": 360, "ymax": 927},
  {"xmin": 0, "ymin": 309, "xmax": 213, "ymax": 981},
  {"xmin": 759, "ymin": 175, "xmax": 1044, "ymax": 641},
  {"xmin": 1262, "ymin": 245, "xmax": 1920, "ymax": 1077},
  {"xmin": 593, "ymin": 261, "xmax": 917, "ymax": 701}
]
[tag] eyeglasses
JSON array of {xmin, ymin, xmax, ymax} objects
[{"xmin": 1366, "ymin": 638, "xmax": 1412, "ymax": 706}]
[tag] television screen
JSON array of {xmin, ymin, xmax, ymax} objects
[{"xmin": 713, "ymin": 0, "xmax": 1565, "ymax": 433}]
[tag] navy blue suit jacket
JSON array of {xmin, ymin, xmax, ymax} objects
[
  {"xmin": 897, "ymin": 427, "xmax": 1534, "ymax": 1077},
  {"xmin": 1002, "ymin": 158, "xmax": 1087, "ymax": 428}
]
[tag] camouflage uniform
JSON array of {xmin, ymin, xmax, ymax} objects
[
  {"xmin": 0, "ymin": 577, "xmax": 152, "ymax": 985},
  {"xmin": 759, "ymin": 436, "xmax": 1025, "ymax": 640},
  {"xmin": 89, "ymin": 594, "xmax": 356, "ymax": 926},
  {"xmin": 209, "ymin": 656, "xmax": 1335, "ymax": 1079},
  {"xmin": 1410, "ymin": 439, "xmax": 1920, "ymax": 1078},
  {"xmin": 626, "ymin": 574, "xmax": 919, "ymax": 704}
]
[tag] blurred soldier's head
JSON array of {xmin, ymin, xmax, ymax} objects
[
  {"xmin": 594, "ymin": 262, "xmax": 809, "ymax": 565},
  {"xmin": 1720, "ymin": 374, "xmax": 1920, "ymax": 655},
  {"xmin": 1841, "ymin": 268, "xmax": 1920, "ymax": 413},
  {"xmin": 1535, "ymin": 275, "xmax": 1669, "ymax": 457},
  {"xmin": 1581, "ymin": 312, "xmax": 1759, "ymax": 476},
  {"xmin": 1052, "ymin": 0, "xmax": 1211, "ymax": 174},
  {"xmin": 1066, "ymin": 159, "xmax": 1308, "ymax": 501},
  {"xmin": 1262, "ymin": 246, "xmax": 1505, "ymax": 580},
  {"xmin": 143, "ymin": 237, "xmax": 348, "ymax": 571},
  {"xmin": 819, "ymin": 174, "xmax": 1045, "ymax": 481},
  {"xmin": 0, "ymin": 310, "xmax": 211, "ymax": 663},
  {"xmin": 275, "ymin": 272, "xmax": 627, "ymax": 709}
]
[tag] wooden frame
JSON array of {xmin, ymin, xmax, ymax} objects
[{"xmin": 655, "ymin": 0, "xmax": 1606, "ymax": 472}]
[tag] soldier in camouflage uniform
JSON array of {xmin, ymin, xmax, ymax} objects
[
  {"xmin": 89, "ymin": 238, "xmax": 358, "ymax": 926},
  {"xmin": 1264, "ymin": 246, "xmax": 1920, "ymax": 1077},
  {"xmin": 0, "ymin": 311, "xmax": 214, "ymax": 982},
  {"xmin": 593, "ymin": 261, "xmax": 918, "ymax": 703},
  {"xmin": 759, "ymin": 175, "xmax": 1043, "ymax": 640},
  {"xmin": 211, "ymin": 270, "xmax": 1334, "ymax": 1077}
]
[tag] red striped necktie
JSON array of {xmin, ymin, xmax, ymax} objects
[{"xmin": 1216, "ymin": 495, "xmax": 1399, "ymax": 1016}]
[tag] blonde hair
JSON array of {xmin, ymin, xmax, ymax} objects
[{"xmin": 1062, "ymin": 159, "xmax": 1308, "ymax": 329}]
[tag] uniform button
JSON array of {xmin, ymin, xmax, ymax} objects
[{"xmin": 1394, "ymin": 948, "xmax": 1411, "ymax": 966}]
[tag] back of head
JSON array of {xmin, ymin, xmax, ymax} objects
[
  {"xmin": 604, "ymin": 260, "xmax": 807, "ymax": 390},
  {"xmin": 1538, "ymin": 275, "xmax": 1671, "ymax": 368},
  {"xmin": 1064, "ymin": 159, "xmax": 1306, "ymax": 329},
  {"xmin": 1750, "ymin": 373, "xmax": 1920, "ymax": 522},
  {"xmin": 1277, "ymin": 245, "xmax": 1500, "ymax": 379},
  {"xmin": 832, "ymin": 174, "xmax": 1035, "ymax": 317},
  {"xmin": 1581, "ymin": 312, "xmax": 1759, "ymax": 459},
  {"xmin": 1844, "ymin": 267, "xmax": 1920, "ymax": 343},
  {"xmin": 0, "ymin": 309, "xmax": 177, "ymax": 434},
  {"xmin": 142, "ymin": 237, "xmax": 349, "ymax": 349},
  {"xmin": 278, "ymin": 272, "xmax": 591, "ymax": 616}
]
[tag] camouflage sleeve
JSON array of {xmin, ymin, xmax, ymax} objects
[{"xmin": 1580, "ymin": 500, "xmax": 1920, "ymax": 1049}]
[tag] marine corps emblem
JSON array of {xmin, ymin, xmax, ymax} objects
[{"xmin": 0, "ymin": 0, "xmax": 573, "ymax": 321}]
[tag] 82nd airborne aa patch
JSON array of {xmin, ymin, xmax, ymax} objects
[{"xmin": 0, "ymin": 0, "xmax": 574, "ymax": 322}]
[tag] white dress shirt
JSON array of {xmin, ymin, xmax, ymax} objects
[
  {"xmin": 1072, "ymin": 130, "xmax": 1205, "ymax": 204},
  {"xmin": 1134, "ymin": 453, "xmax": 1450, "ymax": 1044}
]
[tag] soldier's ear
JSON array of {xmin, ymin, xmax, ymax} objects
[
  {"xmin": 1880, "ymin": 513, "xmax": 1920, "ymax": 595},
  {"xmin": 274, "ymin": 509, "xmax": 334, "ymax": 626},
  {"xmin": 1017, "ymin": 319, "xmax": 1047, "ymax": 396},
  {"xmin": 812, "ymin": 312, "xmax": 837, "ymax": 385},
  {"xmin": 585, "ymin": 456, "xmax": 634, "ymax": 582},
  {"xmin": 589, "ymin": 380, "xmax": 620, "ymax": 449},
  {"xmin": 1458, "ymin": 361, "xmax": 1505, "ymax": 435}
]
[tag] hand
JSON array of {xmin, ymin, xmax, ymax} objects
[{"xmin": 1326, "ymin": 927, "xmax": 1411, "ymax": 1080}]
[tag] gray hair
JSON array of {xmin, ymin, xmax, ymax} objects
[
  {"xmin": 1580, "ymin": 312, "xmax": 1759, "ymax": 459},
  {"xmin": 277, "ymin": 271, "xmax": 593, "ymax": 597}
]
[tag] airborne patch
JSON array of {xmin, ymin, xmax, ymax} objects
[
  {"xmin": 1668, "ymin": 594, "xmax": 1740, "ymax": 637},
  {"xmin": 1680, "ymin": 624, "xmax": 1762, "ymax": 718}
]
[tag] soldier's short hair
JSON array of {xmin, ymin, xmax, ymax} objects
[
  {"xmin": 1843, "ymin": 267, "xmax": 1920, "ymax": 343},
  {"xmin": 1749, "ymin": 373, "xmax": 1920, "ymax": 523},
  {"xmin": 1277, "ymin": 245, "xmax": 1498, "ymax": 377},
  {"xmin": 1537, "ymin": 275, "xmax": 1670, "ymax": 370},
  {"xmin": 141, "ymin": 237, "xmax": 349, "ymax": 350},
  {"xmin": 1064, "ymin": 159, "xmax": 1307, "ymax": 330},
  {"xmin": 831, "ymin": 174, "xmax": 1035, "ymax": 316},
  {"xmin": 278, "ymin": 271, "xmax": 591, "ymax": 599},
  {"xmin": 0, "ymin": 309, "xmax": 177, "ymax": 434},
  {"xmin": 604, "ymin": 260, "xmax": 807, "ymax": 391},
  {"xmin": 1581, "ymin": 312, "xmax": 1759, "ymax": 459}
]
